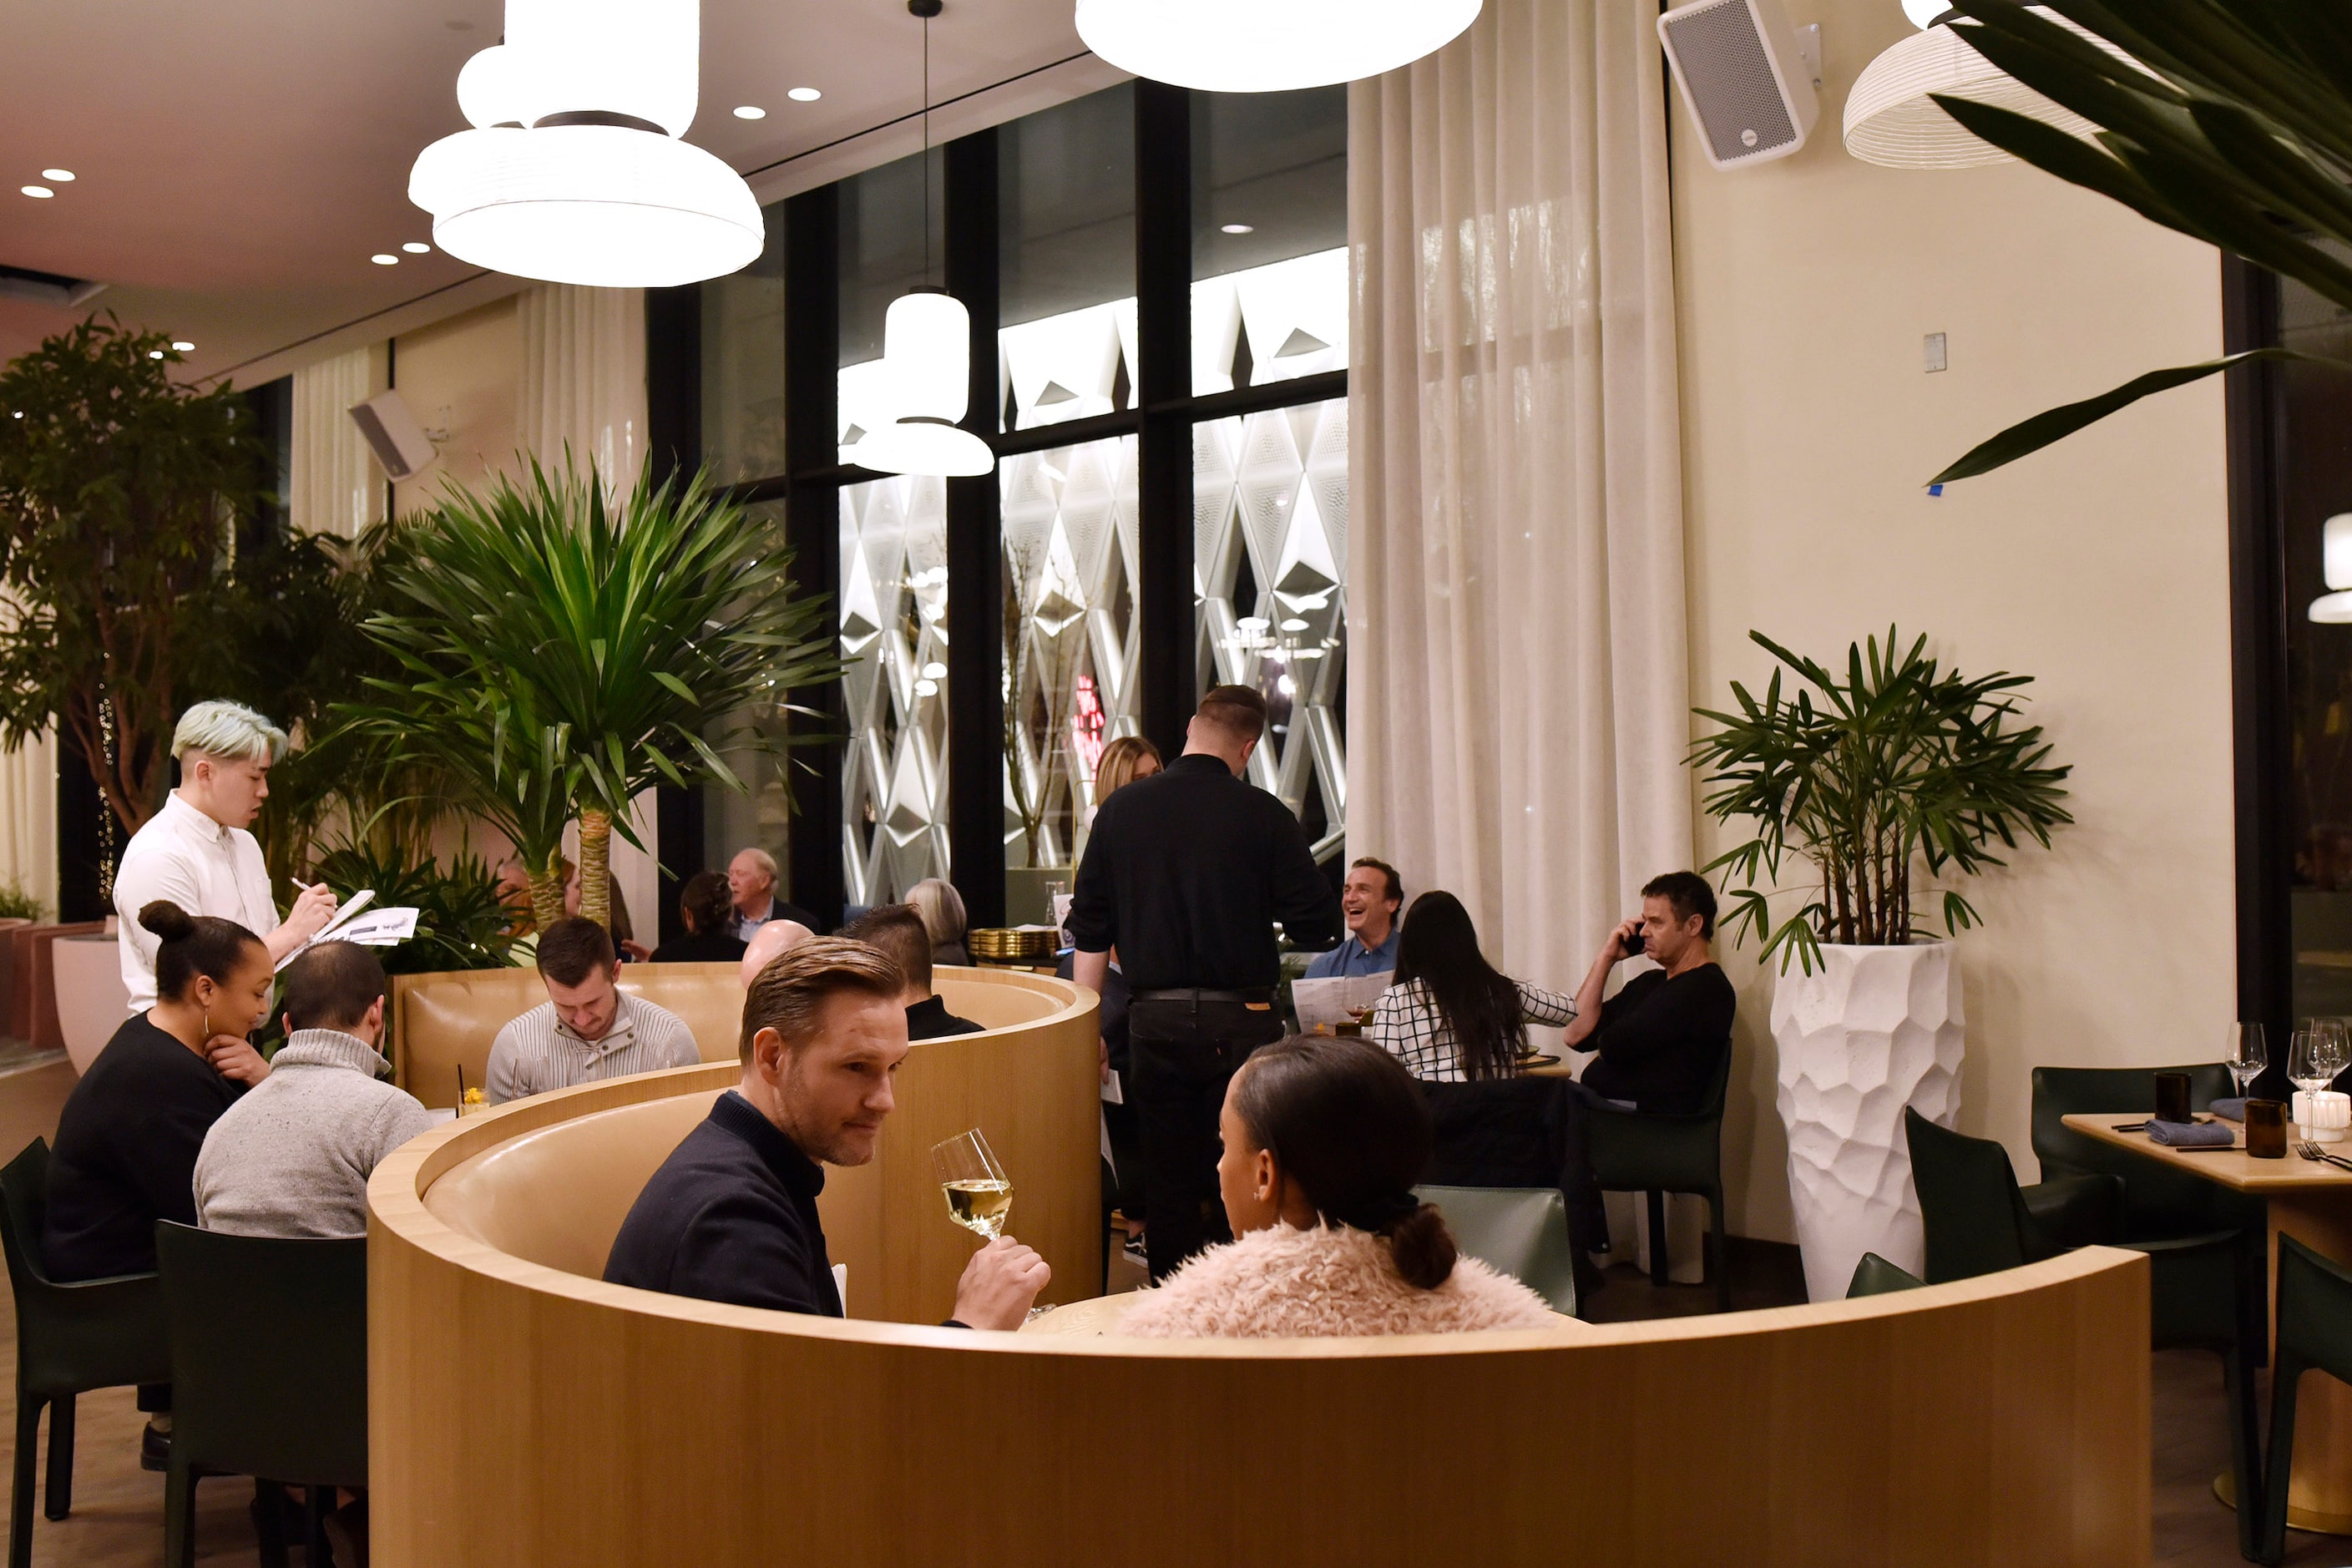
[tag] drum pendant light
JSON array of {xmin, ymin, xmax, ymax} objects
[
  {"xmin": 1844, "ymin": 5, "xmax": 2134, "ymax": 170},
  {"xmin": 407, "ymin": 0, "xmax": 762, "ymax": 288},
  {"xmin": 852, "ymin": 1, "xmax": 994, "ymax": 479},
  {"xmin": 1075, "ymin": 0, "xmax": 1482, "ymax": 92}
]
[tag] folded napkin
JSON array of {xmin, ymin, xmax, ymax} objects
[
  {"xmin": 2209, "ymin": 1098, "xmax": 2248, "ymax": 1123},
  {"xmin": 2147, "ymin": 1119, "xmax": 2234, "ymax": 1147}
]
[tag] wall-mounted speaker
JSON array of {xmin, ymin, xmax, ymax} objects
[
  {"xmin": 347, "ymin": 389, "xmax": 438, "ymax": 480},
  {"xmin": 1658, "ymin": 0, "xmax": 1821, "ymax": 171}
]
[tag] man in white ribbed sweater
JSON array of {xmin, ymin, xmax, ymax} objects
[{"xmin": 194, "ymin": 943, "xmax": 433, "ymax": 1238}]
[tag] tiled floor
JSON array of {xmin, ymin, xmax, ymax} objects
[{"xmin": 0, "ymin": 1061, "xmax": 2328, "ymax": 1565}]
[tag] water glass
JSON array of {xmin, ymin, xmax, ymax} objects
[{"xmin": 2247, "ymin": 1099, "xmax": 2289, "ymax": 1159}]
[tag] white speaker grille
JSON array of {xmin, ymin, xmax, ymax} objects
[{"xmin": 1662, "ymin": 0, "xmax": 1796, "ymax": 164}]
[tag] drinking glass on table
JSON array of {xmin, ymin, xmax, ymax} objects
[
  {"xmin": 931, "ymin": 1129, "xmax": 1014, "ymax": 1240},
  {"xmin": 2291, "ymin": 1024, "xmax": 2348, "ymax": 1139},
  {"xmin": 2225, "ymin": 1022, "xmax": 2267, "ymax": 1100}
]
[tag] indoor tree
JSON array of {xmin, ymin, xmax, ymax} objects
[
  {"xmin": 1690, "ymin": 629, "xmax": 2074, "ymax": 973},
  {"xmin": 345, "ymin": 458, "xmax": 840, "ymax": 931},
  {"xmin": 0, "ymin": 316, "xmax": 267, "ymax": 833},
  {"xmin": 1929, "ymin": 0, "xmax": 2352, "ymax": 481}
]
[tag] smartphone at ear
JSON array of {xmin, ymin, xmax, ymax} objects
[{"xmin": 1621, "ymin": 928, "xmax": 1646, "ymax": 957}]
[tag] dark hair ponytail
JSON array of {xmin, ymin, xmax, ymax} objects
[
  {"xmin": 1231, "ymin": 1035, "xmax": 1460, "ymax": 1292},
  {"xmin": 139, "ymin": 900, "xmax": 264, "ymax": 1003}
]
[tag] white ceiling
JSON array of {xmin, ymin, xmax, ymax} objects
[{"xmin": 0, "ymin": 0, "xmax": 1105, "ymax": 385}]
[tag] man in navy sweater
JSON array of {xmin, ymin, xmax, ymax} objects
[{"xmin": 604, "ymin": 938, "xmax": 1047, "ymax": 1327}]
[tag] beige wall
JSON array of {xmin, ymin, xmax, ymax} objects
[
  {"xmin": 1674, "ymin": 0, "xmax": 2235, "ymax": 1240},
  {"xmin": 388, "ymin": 297, "xmax": 521, "ymax": 518}
]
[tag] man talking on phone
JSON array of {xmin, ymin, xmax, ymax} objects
[{"xmin": 1562, "ymin": 871, "xmax": 1736, "ymax": 1115}]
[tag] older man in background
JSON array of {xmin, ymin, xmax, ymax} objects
[
  {"xmin": 114, "ymin": 700, "xmax": 339, "ymax": 1013},
  {"xmin": 728, "ymin": 846, "xmax": 823, "ymax": 938}
]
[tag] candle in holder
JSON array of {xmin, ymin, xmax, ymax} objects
[
  {"xmin": 2293, "ymin": 1089, "xmax": 2352, "ymax": 1145},
  {"xmin": 2247, "ymin": 1100, "xmax": 2288, "ymax": 1159},
  {"xmin": 2153, "ymin": 1070, "xmax": 2193, "ymax": 1125}
]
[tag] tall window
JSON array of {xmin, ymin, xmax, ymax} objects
[{"xmin": 681, "ymin": 83, "xmax": 1349, "ymax": 925}]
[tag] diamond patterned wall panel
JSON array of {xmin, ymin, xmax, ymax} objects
[{"xmin": 839, "ymin": 473, "xmax": 951, "ymax": 908}]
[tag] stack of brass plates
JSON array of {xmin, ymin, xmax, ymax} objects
[{"xmin": 969, "ymin": 927, "xmax": 1059, "ymax": 967}]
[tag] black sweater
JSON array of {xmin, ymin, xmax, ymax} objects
[
  {"xmin": 44, "ymin": 1014, "xmax": 241, "ymax": 1280},
  {"xmin": 1579, "ymin": 964, "xmax": 1736, "ymax": 1114},
  {"xmin": 603, "ymin": 1090, "xmax": 843, "ymax": 1317}
]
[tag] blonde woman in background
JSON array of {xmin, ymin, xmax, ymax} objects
[
  {"xmin": 1090, "ymin": 735, "xmax": 1162, "ymax": 822},
  {"xmin": 908, "ymin": 878, "xmax": 969, "ymax": 969}
]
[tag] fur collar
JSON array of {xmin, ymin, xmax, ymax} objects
[{"xmin": 1118, "ymin": 1222, "xmax": 1561, "ymax": 1339}]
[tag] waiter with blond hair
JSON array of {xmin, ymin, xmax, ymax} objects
[{"xmin": 113, "ymin": 700, "xmax": 339, "ymax": 1013}]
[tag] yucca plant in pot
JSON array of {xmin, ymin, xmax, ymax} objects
[
  {"xmin": 340, "ymin": 458, "xmax": 840, "ymax": 932},
  {"xmin": 1691, "ymin": 628, "xmax": 2072, "ymax": 1300}
]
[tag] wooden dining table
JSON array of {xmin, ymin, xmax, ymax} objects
[{"xmin": 2064, "ymin": 1112, "xmax": 2352, "ymax": 1532}]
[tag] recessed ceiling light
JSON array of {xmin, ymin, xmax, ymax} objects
[
  {"xmin": 1221, "ymin": 223, "xmax": 1254, "ymax": 234},
  {"xmin": 148, "ymin": 350, "xmax": 164, "ymax": 359},
  {"xmin": 171, "ymin": 341, "xmax": 194, "ymax": 352},
  {"xmin": 20, "ymin": 186, "xmax": 52, "ymax": 200},
  {"xmin": 39, "ymin": 169, "xmax": 73, "ymax": 183},
  {"xmin": 372, "ymin": 253, "xmax": 399, "ymax": 266},
  {"xmin": 732, "ymin": 104, "xmax": 766, "ymax": 119},
  {"xmin": 402, "ymin": 241, "xmax": 432, "ymax": 254},
  {"xmin": 787, "ymin": 86, "xmax": 822, "ymax": 102},
  {"xmin": 9, "ymin": 412, "xmax": 20, "ymax": 419}
]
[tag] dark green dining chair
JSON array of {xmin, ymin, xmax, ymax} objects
[
  {"xmin": 1845, "ymin": 1252, "xmax": 1925, "ymax": 1297},
  {"xmin": 1585, "ymin": 1047, "xmax": 1732, "ymax": 1310},
  {"xmin": 155, "ymin": 1222, "xmax": 368, "ymax": 1568},
  {"xmin": 1905, "ymin": 1108, "xmax": 2264, "ymax": 1559},
  {"xmin": 0, "ymin": 1138, "xmax": 170, "ymax": 1568},
  {"xmin": 1414, "ymin": 1184, "xmax": 1578, "ymax": 1317},
  {"xmin": 2258, "ymin": 1233, "xmax": 2352, "ymax": 1564}
]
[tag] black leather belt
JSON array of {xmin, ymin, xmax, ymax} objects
[{"xmin": 1132, "ymin": 987, "xmax": 1275, "ymax": 1006}]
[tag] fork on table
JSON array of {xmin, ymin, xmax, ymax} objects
[{"xmin": 2296, "ymin": 1141, "xmax": 2352, "ymax": 1173}]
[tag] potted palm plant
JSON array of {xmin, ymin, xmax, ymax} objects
[
  {"xmin": 344, "ymin": 458, "xmax": 839, "ymax": 932},
  {"xmin": 1692, "ymin": 628, "xmax": 2072, "ymax": 1300}
]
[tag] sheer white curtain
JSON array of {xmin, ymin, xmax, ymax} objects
[
  {"xmin": 1348, "ymin": 0, "xmax": 1691, "ymax": 987},
  {"xmin": 0, "ymin": 731, "xmax": 56, "ymax": 918},
  {"xmin": 518, "ymin": 284, "xmax": 647, "ymax": 488},
  {"xmin": 518, "ymin": 283, "xmax": 658, "ymax": 934},
  {"xmin": 291, "ymin": 346, "xmax": 383, "ymax": 540}
]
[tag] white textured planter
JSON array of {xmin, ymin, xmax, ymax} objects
[{"xmin": 1772, "ymin": 942, "xmax": 1965, "ymax": 1303}]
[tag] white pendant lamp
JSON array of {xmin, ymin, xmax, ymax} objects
[
  {"xmin": 407, "ymin": 0, "xmax": 762, "ymax": 288},
  {"xmin": 1075, "ymin": 0, "xmax": 1481, "ymax": 93},
  {"xmin": 2313, "ymin": 514, "xmax": 2352, "ymax": 623},
  {"xmin": 851, "ymin": 1, "xmax": 994, "ymax": 479},
  {"xmin": 1844, "ymin": 6, "xmax": 2131, "ymax": 169}
]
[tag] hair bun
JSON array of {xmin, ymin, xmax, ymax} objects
[
  {"xmin": 1384, "ymin": 1201, "xmax": 1459, "ymax": 1291},
  {"xmin": 139, "ymin": 900, "xmax": 196, "ymax": 943}
]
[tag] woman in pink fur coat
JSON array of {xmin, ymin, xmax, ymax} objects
[{"xmin": 1120, "ymin": 1035, "xmax": 1558, "ymax": 1338}]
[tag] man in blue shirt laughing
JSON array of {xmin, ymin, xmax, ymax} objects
[{"xmin": 1304, "ymin": 858, "xmax": 1404, "ymax": 979}]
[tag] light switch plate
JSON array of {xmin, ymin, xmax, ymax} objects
[{"xmin": 1925, "ymin": 331, "xmax": 1948, "ymax": 373}]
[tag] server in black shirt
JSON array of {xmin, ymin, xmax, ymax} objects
[{"xmin": 1070, "ymin": 685, "xmax": 1342, "ymax": 1280}]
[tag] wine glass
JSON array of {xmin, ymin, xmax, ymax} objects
[
  {"xmin": 931, "ymin": 1129, "xmax": 1013, "ymax": 1240},
  {"xmin": 2225, "ymin": 1022, "xmax": 2267, "ymax": 1100},
  {"xmin": 2291, "ymin": 1024, "xmax": 2348, "ymax": 1140}
]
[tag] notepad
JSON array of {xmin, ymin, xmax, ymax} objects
[{"xmin": 275, "ymin": 889, "xmax": 377, "ymax": 972}]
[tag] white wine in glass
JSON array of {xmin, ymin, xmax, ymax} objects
[{"xmin": 933, "ymin": 1129, "xmax": 1013, "ymax": 1241}]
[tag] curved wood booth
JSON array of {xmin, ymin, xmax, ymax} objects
[{"xmin": 368, "ymin": 1002, "xmax": 2155, "ymax": 1568}]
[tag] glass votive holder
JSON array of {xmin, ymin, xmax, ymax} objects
[
  {"xmin": 2154, "ymin": 1070, "xmax": 2193, "ymax": 1125},
  {"xmin": 2247, "ymin": 1099, "xmax": 2288, "ymax": 1160},
  {"xmin": 2294, "ymin": 1089, "xmax": 2352, "ymax": 1145}
]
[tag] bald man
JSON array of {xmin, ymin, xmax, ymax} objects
[{"xmin": 740, "ymin": 918, "xmax": 815, "ymax": 987}]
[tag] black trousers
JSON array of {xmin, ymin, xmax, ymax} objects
[{"xmin": 1126, "ymin": 998, "xmax": 1284, "ymax": 1282}]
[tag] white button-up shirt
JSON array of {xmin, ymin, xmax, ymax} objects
[{"xmin": 114, "ymin": 791, "xmax": 281, "ymax": 1013}]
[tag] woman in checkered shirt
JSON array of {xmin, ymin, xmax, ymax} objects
[{"xmin": 1364, "ymin": 892, "xmax": 1574, "ymax": 1083}]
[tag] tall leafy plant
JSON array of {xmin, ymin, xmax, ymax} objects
[
  {"xmin": 0, "ymin": 317, "xmax": 267, "ymax": 832},
  {"xmin": 343, "ymin": 458, "xmax": 840, "ymax": 930},
  {"xmin": 1927, "ymin": 0, "xmax": 2352, "ymax": 481},
  {"xmin": 1691, "ymin": 630, "xmax": 2074, "ymax": 973}
]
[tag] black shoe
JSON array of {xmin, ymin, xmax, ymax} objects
[{"xmin": 139, "ymin": 1424, "xmax": 169, "ymax": 1473}]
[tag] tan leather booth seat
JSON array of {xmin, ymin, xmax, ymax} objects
[
  {"xmin": 411, "ymin": 969, "xmax": 1100, "ymax": 1325},
  {"xmin": 369, "ymin": 1055, "xmax": 2153, "ymax": 1568},
  {"xmin": 392, "ymin": 961, "xmax": 1056, "ymax": 1110}
]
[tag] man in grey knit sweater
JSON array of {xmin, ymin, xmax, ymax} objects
[{"xmin": 195, "ymin": 942, "xmax": 434, "ymax": 1238}]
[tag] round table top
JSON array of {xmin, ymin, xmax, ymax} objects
[{"xmin": 1019, "ymin": 1293, "xmax": 1139, "ymax": 1337}]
